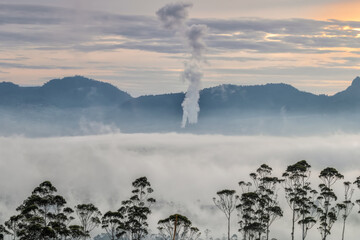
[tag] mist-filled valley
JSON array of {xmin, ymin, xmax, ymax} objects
[
  {"xmin": 2, "ymin": 76, "xmax": 360, "ymax": 137},
  {"xmin": 1, "ymin": 133, "xmax": 360, "ymax": 240},
  {"xmin": 3, "ymin": 0, "xmax": 360, "ymax": 239},
  {"xmin": 2, "ymin": 76, "xmax": 360, "ymax": 240}
]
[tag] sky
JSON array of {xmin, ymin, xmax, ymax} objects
[
  {"xmin": 1, "ymin": 133, "xmax": 360, "ymax": 239},
  {"xmin": 1, "ymin": 0, "xmax": 360, "ymax": 96}
]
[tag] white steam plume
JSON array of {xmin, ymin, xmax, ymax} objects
[{"xmin": 156, "ymin": 2, "xmax": 208, "ymax": 128}]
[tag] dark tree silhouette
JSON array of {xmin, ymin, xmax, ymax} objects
[
  {"xmin": 101, "ymin": 210, "xmax": 126, "ymax": 240},
  {"xmin": 213, "ymin": 189, "xmax": 237, "ymax": 240},
  {"xmin": 282, "ymin": 160, "xmax": 317, "ymax": 240},
  {"xmin": 4, "ymin": 215, "xmax": 22, "ymax": 240},
  {"xmin": 0, "ymin": 224, "xmax": 9, "ymax": 240},
  {"xmin": 75, "ymin": 203, "xmax": 102, "ymax": 240},
  {"xmin": 251, "ymin": 164, "xmax": 283, "ymax": 240},
  {"xmin": 158, "ymin": 214, "xmax": 200, "ymax": 240},
  {"xmin": 237, "ymin": 165, "xmax": 282, "ymax": 240},
  {"xmin": 317, "ymin": 167, "xmax": 343, "ymax": 240},
  {"xmin": 122, "ymin": 176, "xmax": 155, "ymax": 240},
  {"xmin": 337, "ymin": 181, "xmax": 354, "ymax": 240},
  {"xmin": 14, "ymin": 181, "xmax": 79, "ymax": 240}
]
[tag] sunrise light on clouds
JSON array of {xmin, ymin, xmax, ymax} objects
[{"xmin": 1, "ymin": 0, "xmax": 360, "ymax": 96}]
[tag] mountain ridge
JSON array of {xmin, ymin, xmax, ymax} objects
[{"xmin": 0, "ymin": 75, "xmax": 359, "ymax": 114}]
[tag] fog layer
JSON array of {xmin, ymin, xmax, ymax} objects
[{"xmin": 0, "ymin": 133, "xmax": 359, "ymax": 240}]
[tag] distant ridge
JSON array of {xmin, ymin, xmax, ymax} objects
[
  {"xmin": 1, "ymin": 75, "xmax": 360, "ymax": 136},
  {"xmin": 0, "ymin": 75, "xmax": 359, "ymax": 114},
  {"xmin": 0, "ymin": 76, "xmax": 132, "ymax": 108}
]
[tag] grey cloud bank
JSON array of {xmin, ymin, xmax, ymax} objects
[
  {"xmin": 3, "ymin": 2, "xmax": 360, "ymax": 95},
  {"xmin": 1, "ymin": 133, "xmax": 360, "ymax": 239},
  {"xmin": 2, "ymin": 3, "xmax": 360, "ymax": 55}
]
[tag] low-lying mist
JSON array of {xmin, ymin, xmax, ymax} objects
[
  {"xmin": 3, "ymin": 106, "xmax": 360, "ymax": 137},
  {"xmin": 0, "ymin": 133, "xmax": 360, "ymax": 240}
]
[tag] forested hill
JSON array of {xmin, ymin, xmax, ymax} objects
[
  {"xmin": 1, "ymin": 76, "xmax": 360, "ymax": 136},
  {"xmin": 1, "ymin": 75, "xmax": 360, "ymax": 114}
]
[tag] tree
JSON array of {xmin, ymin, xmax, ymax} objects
[
  {"xmin": 158, "ymin": 214, "xmax": 200, "ymax": 240},
  {"xmin": 237, "ymin": 190, "xmax": 262, "ymax": 240},
  {"xmin": 297, "ymin": 189, "xmax": 318, "ymax": 240},
  {"xmin": 237, "ymin": 165, "xmax": 282, "ymax": 240},
  {"xmin": 317, "ymin": 167, "xmax": 344, "ymax": 240},
  {"xmin": 337, "ymin": 181, "xmax": 354, "ymax": 240},
  {"xmin": 250, "ymin": 164, "xmax": 283, "ymax": 240},
  {"xmin": 14, "ymin": 181, "xmax": 76, "ymax": 240},
  {"xmin": 75, "ymin": 203, "xmax": 102, "ymax": 240},
  {"xmin": 5, "ymin": 215, "xmax": 22, "ymax": 240},
  {"xmin": 101, "ymin": 210, "xmax": 126, "ymax": 240},
  {"xmin": 282, "ymin": 160, "xmax": 317, "ymax": 240},
  {"xmin": 213, "ymin": 189, "xmax": 237, "ymax": 240},
  {"xmin": 0, "ymin": 224, "xmax": 9, "ymax": 240},
  {"xmin": 69, "ymin": 224, "xmax": 89, "ymax": 240},
  {"xmin": 122, "ymin": 176, "xmax": 155, "ymax": 240}
]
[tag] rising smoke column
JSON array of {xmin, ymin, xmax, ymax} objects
[{"xmin": 156, "ymin": 2, "xmax": 207, "ymax": 128}]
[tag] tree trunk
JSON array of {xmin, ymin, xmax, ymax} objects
[
  {"xmin": 342, "ymin": 217, "xmax": 346, "ymax": 240},
  {"xmin": 302, "ymin": 212, "xmax": 305, "ymax": 240},
  {"xmin": 227, "ymin": 217, "xmax": 231, "ymax": 240},
  {"xmin": 291, "ymin": 207, "xmax": 295, "ymax": 240}
]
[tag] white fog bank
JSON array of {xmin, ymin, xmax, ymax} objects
[{"xmin": 0, "ymin": 133, "xmax": 360, "ymax": 240}]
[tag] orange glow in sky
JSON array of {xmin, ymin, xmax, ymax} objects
[{"xmin": 317, "ymin": 0, "xmax": 360, "ymax": 21}]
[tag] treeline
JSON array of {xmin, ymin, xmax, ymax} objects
[
  {"xmin": 1, "ymin": 161, "xmax": 360, "ymax": 240},
  {"xmin": 213, "ymin": 161, "xmax": 360, "ymax": 240},
  {"xmin": 0, "ymin": 177, "xmax": 199, "ymax": 240}
]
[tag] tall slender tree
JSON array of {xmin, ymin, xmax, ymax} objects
[
  {"xmin": 122, "ymin": 176, "xmax": 155, "ymax": 240},
  {"xmin": 213, "ymin": 189, "xmax": 237, "ymax": 240},
  {"xmin": 297, "ymin": 189, "xmax": 318, "ymax": 240},
  {"xmin": 101, "ymin": 210, "xmax": 126, "ymax": 240},
  {"xmin": 317, "ymin": 167, "xmax": 343, "ymax": 240},
  {"xmin": 337, "ymin": 181, "xmax": 354, "ymax": 240},
  {"xmin": 75, "ymin": 203, "xmax": 102, "ymax": 240},
  {"xmin": 251, "ymin": 164, "xmax": 283, "ymax": 240},
  {"xmin": 237, "ymin": 191, "xmax": 262, "ymax": 240},
  {"xmin": 282, "ymin": 160, "xmax": 317, "ymax": 240},
  {"xmin": 237, "ymin": 165, "xmax": 282, "ymax": 240},
  {"xmin": 158, "ymin": 214, "xmax": 200, "ymax": 240}
]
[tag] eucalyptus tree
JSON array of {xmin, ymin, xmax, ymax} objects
[
  {"xmin": 0, "ymin": 224, "xmax": 9, "ymax": 240},
  {"xmin": 69, "ymin": 225, "xmax": 89, "ymax": 240},
  {"xmin": 237, "ymin": 165, "xmax": 282, "ymax": 240},
  {"xmin": 213, "ymin": 189, "xmax": 237, "ymax": 240},
  {"xmin": 122, "ymin": 176, "xmax": 156, "ymax": 240},
  {"xmin": 237, "ymin": 190, "xmax": 262, "ymax": 240},
  {"xmin": 101, "ymin": 210, "xmax": 126, "ymax": 240},
  {"xmin": 5, "ymin": 215, "xmax": 22, "ymax": 240},
  {"xmin": 75, "ymin": 203, "xmax": 102, "ymax": 240},
  {"xmin": 317, "ymin": 167, "xmax": 344, "ymax": 240},
  {"xmin": 337, "ymin": 181, "xmax": 355, "ymax": 240},
  {"xmin": 297, "ymin": 189, "xmax": 318, "ymax": 240},
  {"xmin": 282, "ymin": 160, "xmax": 317, "ymax": 240},
  {"xmin": 250, "ymin": 164, "xmax": 283, "ymax": 240},
  {"xmin": 15, "ymin": 181, "xmax": 76, "ymax": 240},
  {"xmin": 157, "ymin": 214, "xmax": 200, "ymax": 240}
]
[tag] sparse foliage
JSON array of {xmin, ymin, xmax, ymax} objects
[
  {"xmin": 158, "ymin": 214, "xmax": 200, "ymax": 240},
  {"xmin": 317, "ymin": 167, "xmax": 344, "ymax": 240},
  {"xmin": 122, "ymin": 176, "xmax": 155, "ymax": 240},
  {"xmin": 75, "ymin": 203, "xmax": 102, "ymax": 239},
  {"xmin": 213, "ymin": 189, "xmax": 237, "ymax": 240},
  {"xmin": 282, "ymin": 160, "xmax": 317, "ymax": 240}
]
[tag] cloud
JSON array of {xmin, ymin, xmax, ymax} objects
[
  {"xmin": 3, "ymin": 3, "xmax": 360, "ymax": 55},
  {"xmin": 0, "ymin": 61, "xmax": 81, "ymax": 70},
  {"xmin": 0, "ymin": 133, "xmax": 360, "ymax": 239}
]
